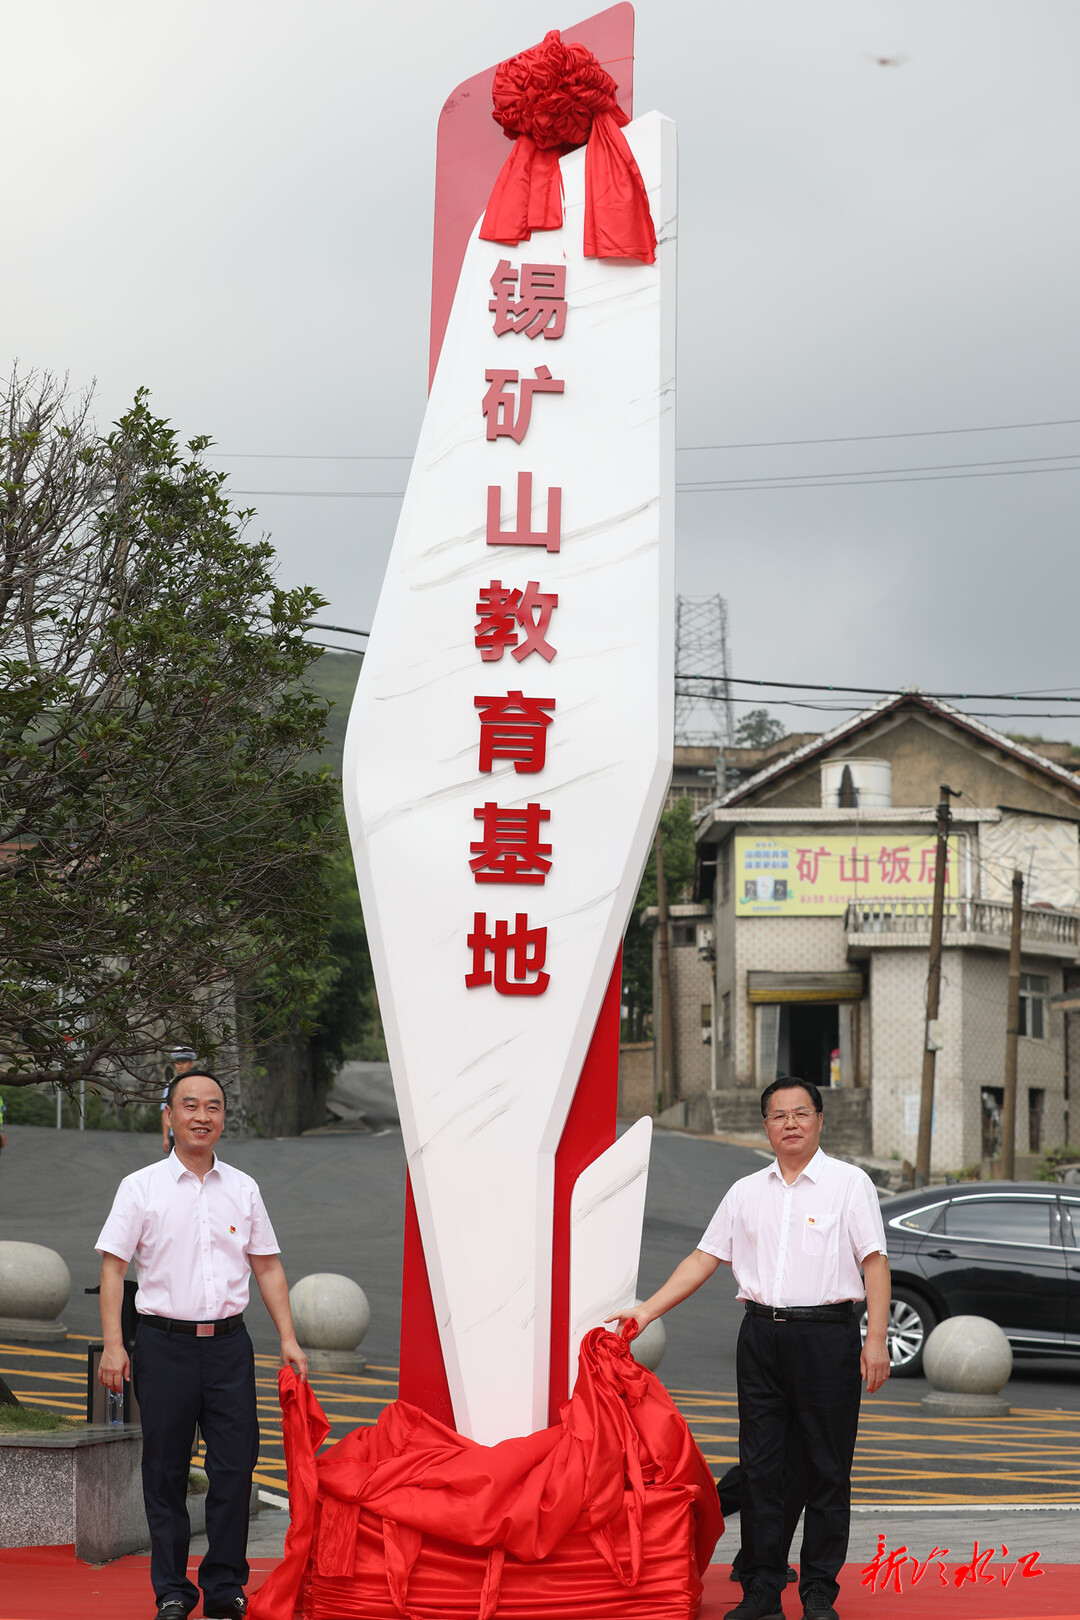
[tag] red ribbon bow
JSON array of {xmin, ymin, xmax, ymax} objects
[{"xmin": 479, "ymin": 31, "xmax": 657, "ymax": 265}]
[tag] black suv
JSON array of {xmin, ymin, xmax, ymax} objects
[{"xmin": 864, "ymin": 1181, "xmax": 1080, "ymax": 1375}]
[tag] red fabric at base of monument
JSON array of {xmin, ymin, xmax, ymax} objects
[
  {"xmin": 250, "ymin": 1329, "xmax": 722, "ymax": 1620},
  {"xmin": 306, "ymin": 1485, "xmax": 705, "ymax": 1619}
]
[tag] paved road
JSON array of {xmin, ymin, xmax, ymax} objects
[{"xmin": 4, "ymin": 1105, "xmax": 1080, "ymax": 1408}]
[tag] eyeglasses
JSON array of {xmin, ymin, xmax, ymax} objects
[{"xmin": 766, "ymin": 1108, "xmax": 817, "ymax": 1126}]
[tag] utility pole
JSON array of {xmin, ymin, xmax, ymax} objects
[
  {"xmin": 655, "ymin": 827, "xmax": 676, "ymax": 1112},
  {"xmin": 915, "ymin": 786, "xmax": 957, "ymax": 1187},
  {"xmin": 1002, "ymin": 869, "xmax": 1024, "ymax": 1180}
]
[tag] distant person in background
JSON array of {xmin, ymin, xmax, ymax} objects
[{"xmin": 162, "ymin": 1048, "xmax": 196, "ymax": 1154}]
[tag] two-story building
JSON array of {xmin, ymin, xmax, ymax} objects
[{"xmin": 657, "ymin": 693, "xmax": 1080, "ymax": 1171}]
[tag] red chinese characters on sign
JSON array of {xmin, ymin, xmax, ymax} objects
[
  {"xmin": 796, "ymin": 847, "xmax": 830, "ymax": 885},
  {"xmin": 465, "ymin": 258, "xmax": 574, "ymax": 997},
  {"xmin": 877, "ymin": 845, "xmax": 911, "ymax": 885},
  {"xmin": 919, "ymin": 847, "xmax": 949, "ymax": 884},
  {"xmin": 466, "ymin": 912, "xmax": 550, "ymax": 995},
  {"xmin": 489, "ymin": 259, "xmax": 567, "ymax": 339},
  {"xmin": 475, "ymin": 580, "xmax": 559, "ymax": 664},
  {"xmin": 475, "ymin": 691, "xmax": 556, "ymax": 774},
  {"xmin": 483, "ymin": 367, "xmax": 564, "ymax": 442},
  {"xmin": 487, "ymin": 471, "xmax": 562, "ymax": 552},
  {"xmin": 860, "ymin": 1536, "xmax": 1043, "ymax": 1595},
  {"xmin": 470, "ymin": 802, "xmax": 552, "ymax": 885},
  {"xmin": 839, "ymin": 850, "xmax": 870, "ymax": 884}
]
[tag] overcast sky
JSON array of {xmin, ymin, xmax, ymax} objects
[{"xmin": 5, "ymin": 2, "xmax": 1080, "ymax": 744}]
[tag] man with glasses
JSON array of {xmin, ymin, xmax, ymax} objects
[{"xmin": 610, "ymin": 1078, "xmax": 890, "ymax": 1620}]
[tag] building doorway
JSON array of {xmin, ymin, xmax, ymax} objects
[{"xmin": 778, "ymin": 1003, "xmax": 840, "ymax": 1090}]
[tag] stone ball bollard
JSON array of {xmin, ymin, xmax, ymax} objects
[
  {"xmin": 920, "ymin": 1315, "xmax": 1012, "ymax": 1416},
  {"xmin": 628, "ymin": 1300, "xmax": 667, "ymax": 1373},
  {"xmin": 0, "ymin": 1241, "xmax": 71, "ymax": 1343},
  {"xmin": 289, "ymin": 1273, "xmax": 371, "ymax": 1373}
]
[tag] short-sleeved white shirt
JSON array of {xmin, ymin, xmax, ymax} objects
[
  {"xmin": 698, "ymin": 1148, "xmax": 887, "ymax": 1307},
  {"xmin": 95, "ymin": 1152, "xmax": 280, "ymax": 1321}
]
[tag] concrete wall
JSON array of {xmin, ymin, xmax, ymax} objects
[
  {"xmin": 618, "ymin": 1042, "xmax": 655, "ymax": 1122},
  {"xmin": 869, "ymin": 947, "xmax": 1067, "ymax": 1169},
  {"xmin": 651, "ymin": 904, "xmax": 712, "ymax": 1100}
]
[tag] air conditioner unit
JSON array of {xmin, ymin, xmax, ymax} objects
[{"xmin": 697, "ymin": 925, "xmax": 715, "ymax": 961}]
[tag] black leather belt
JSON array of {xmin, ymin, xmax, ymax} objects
[
  {"xmin": 744, "ymin": 1301, "xmax": 856, "ymax": 1322},
  {"xmin": 138, "ymin": 1313, "xmax": 244, "ymax": 1337}
]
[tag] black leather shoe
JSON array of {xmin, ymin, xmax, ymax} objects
[
  {"xmin": 723, "ymin": 1582, "xmax": 784, "ymax": 1620},
  {"xmin": 801, "ymin": 1582, "xmax": 839, "ymax": 1620},
  {"xmin": 155, "ymin": 1604, "xmax": 191, "ymax": 1620},
  {"xmin": 203, "ymin": 1600, "xmax": 247, "ymax": 1620}
]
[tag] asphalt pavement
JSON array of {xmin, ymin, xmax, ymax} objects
[{"xmin": 4, "ymin": 1082, "xmax": 1080, "ymax": 1407}]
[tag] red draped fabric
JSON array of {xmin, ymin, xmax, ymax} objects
[
  {"xmin": 251, "ymin": 1329, "xmax": 722, "ymax": 1620},
  {"xmin": 479, "ymin": 31, "xmax": 656, "ymax": 264}
]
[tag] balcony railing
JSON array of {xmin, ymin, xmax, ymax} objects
[{"xmin": 846, "ymin": 897, "xmax": 1080, "ymax": 951}]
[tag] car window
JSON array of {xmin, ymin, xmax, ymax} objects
[
  {"xmin": 893, "ymin": 1203, "xmax": 946, "ymax": 1233},
  {"xmin": 943, "ymin": 1199, "xmax": 1053, "ymax": 1245}
]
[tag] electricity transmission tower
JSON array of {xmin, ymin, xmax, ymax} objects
[{"xmin": 674, "ymin": 595, "xmax": 735, "ymax": 751}]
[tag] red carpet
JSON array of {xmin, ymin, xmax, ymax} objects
[{"xmin": 0, "ymin": 1549, "xmax": 1074, "ymax": 1620}]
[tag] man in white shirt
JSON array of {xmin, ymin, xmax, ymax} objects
[
  {"xmin": 96, "ymin": 1071, "xmax": 308, "ymax": 1620},
  {"xmin": 610, "ymin": 1078, "xmax": 890, "ymax": 1620}
]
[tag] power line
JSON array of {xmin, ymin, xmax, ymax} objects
[
  {"xmin": 678, "ymin": 676, "xmax": 1080, "ymax": 705},
  {"xmin": 678, "ymin": 416, "xmax": 1080, "ymax": 452},
  {"xmin": 678, "ymin": 462, "xmax": 1080, "ymax": 493},
  {"xmin": 231, "ymin": 489, "xmax": 404, "ymax": 498},
  {"xmin": 219, "ymin": 453, "xmax": 412, "ymax": 461},
  {"xmin": 678, "ymin": 450, "xmax": 1080, "ymax": 489},
  {"xmin": 304, "ymin": 639, "xmax": 365, "ymax": 656},
  {"xmin": 230, "ymin": 455, "xmax": 1080, "ymax": 500},
  {"xmin": 306, "ymin": 621, "xmax": 369, "ymax": 637},
  {"xmin": 217, "ymin": 415, "xmax": 1080, "ymax": 462}
]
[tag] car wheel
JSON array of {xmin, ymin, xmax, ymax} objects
[{"xmin": 860, "ymin": 1287, "xmax": 938, "ymax": 1377}]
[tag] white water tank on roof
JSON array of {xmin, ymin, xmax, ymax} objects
[{"xmin": 821, "ymin": 758, "xmax": 892, "ymax": 809}]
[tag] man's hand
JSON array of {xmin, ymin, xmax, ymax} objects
[
  {"xmin": 605, "ymin": 1304, "xmax": 651, "ymax": 1339},
  {"xmin": 98, "ymin": 1343, "xmax": 130, "ymax": 1391},
  {"xmin": 861, "ymin": 1333, "xmax": 890, "ymax": 1393},
  {"xmin": 280, "ymin": 1337, "xmax": 309, "ymax": 1381}
]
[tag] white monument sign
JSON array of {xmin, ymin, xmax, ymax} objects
[{"xmin": 344, "ymin": 111, "xmax": 676, "ymax": 1446}]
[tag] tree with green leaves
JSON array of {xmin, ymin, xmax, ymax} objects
[
  {"xmin": 621, "ymin": 797, "xmax": 697, "ymax": 1042},
  {"xmin": 734, "ymin": 708, "xmax": 786, "ymax": 748},
  {"xmin": 0, "ymin": 369, "xmax": 340, "ymax": 1097}
]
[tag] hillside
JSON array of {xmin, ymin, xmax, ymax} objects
[{"xmin": 302, "ymin": 649, "xmax": 364, "ymax": 775}]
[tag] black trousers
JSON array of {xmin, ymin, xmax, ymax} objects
[
  {"xmin": 736, "ymin": 1312, "xmax": 862, "ymax": 1606},
  {"xmin": 132, "ymin": 1321, "xmax": 259, "ymax": 1609}
]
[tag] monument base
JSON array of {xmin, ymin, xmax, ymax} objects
[{"xmin": 250, "ymin": 1330, "xmax": 722, "ymax": 1620}]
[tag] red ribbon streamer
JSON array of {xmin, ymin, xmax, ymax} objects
[{"xmin": 479, "ymin": 31, "xmax": 657, "ymax": 265}]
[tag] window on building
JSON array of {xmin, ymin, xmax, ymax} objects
[
  {"xmin": 1019, "ymin": 974, "xmax": 1050, "ymax": 1040},
  {"xmin": 720, "ymin": 991, "xmax": 731, "ymax": 1058},
  {"xmin": 672, "ymin": 923, "xmax": 696, "ymax": 948},
  {"xmin": 719, "ymin": 841, "xmax": 730, "ymax": 903}
]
